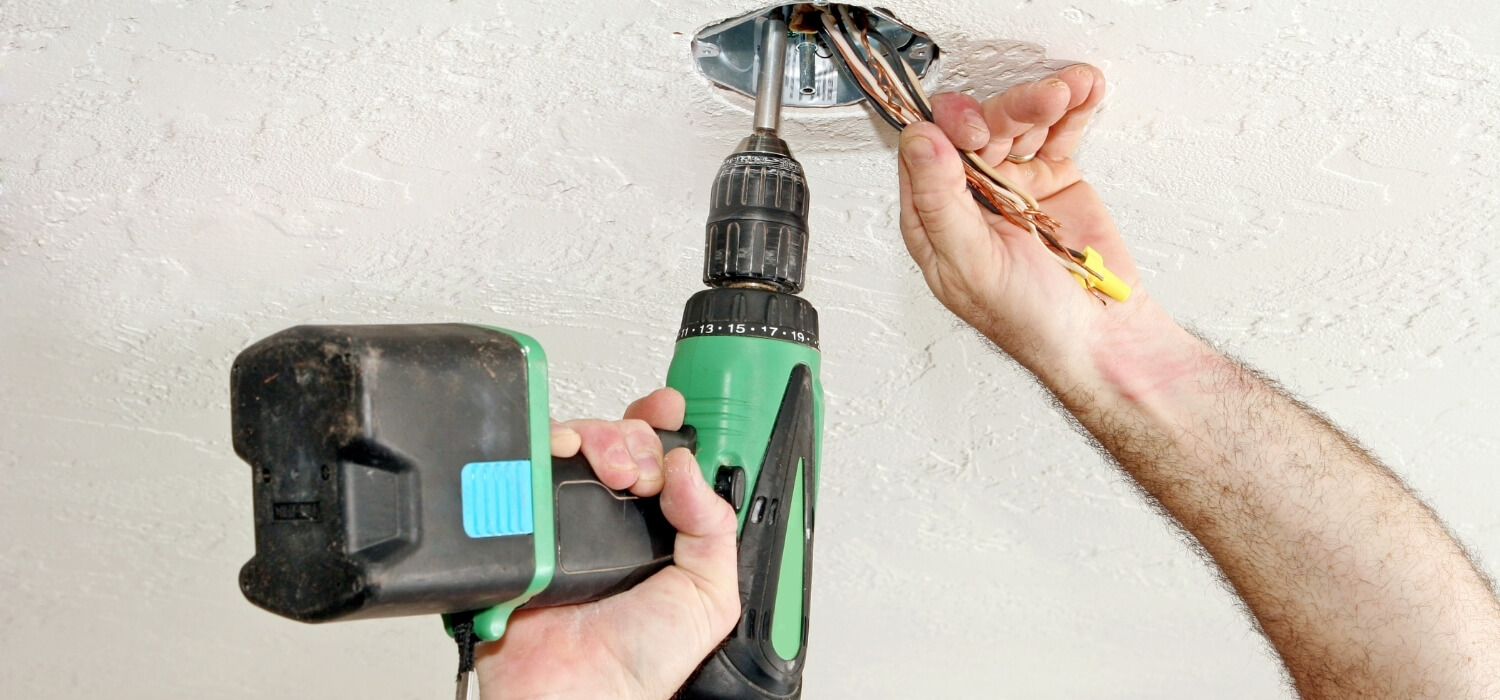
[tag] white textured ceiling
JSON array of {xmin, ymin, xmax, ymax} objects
[{"xmin": 3, "ymin": 1, "xmax": 1498, "ymax": 697}]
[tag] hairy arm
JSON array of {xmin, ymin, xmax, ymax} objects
[
  {"xmin": 1051, "ymin": 302, "xmax": 1500, "ymax": 698},
  {"xmin": 897, "ymin": 65, "xmax": 1500, "ymax": 697}
]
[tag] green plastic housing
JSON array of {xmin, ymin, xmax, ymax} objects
[
  {"xmin": 468, "ymin": 326, "xmax": 555, "ymax": 641},
  {"xmin": 666, "ymin": 334, "xmax": 823, "ymax": 659}
]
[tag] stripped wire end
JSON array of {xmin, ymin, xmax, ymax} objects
[{"xmin": 1025, "ymin": 209, "xmax": 1063, "ymax": 236}]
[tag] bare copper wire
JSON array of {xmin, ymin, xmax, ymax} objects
[{"xmin": 820, "ymin": 8, "xmax": 1092, "ymax": 277}]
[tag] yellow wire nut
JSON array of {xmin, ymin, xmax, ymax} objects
[{"xmin": 1070, "ymin": 246, "xmax": 1132, "ymax": 302}]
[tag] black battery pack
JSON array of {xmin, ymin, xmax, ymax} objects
[{"xmin": 232, "ymin": 324, "xmax": 546, "ymax": 622}]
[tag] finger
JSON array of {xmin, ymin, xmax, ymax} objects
[
  {"xmin": 622, "ymin": 387, "xmax": 685, "ymax": 431},
  {"xmin": 1039, "ymin": 179, "xmax": 1140, "ymax": 285},
  {"xmin": 657, "ymin": 447, "xmax": 739, "ymax": 626},
  {"xmin": 1007, "ymin": 126, "xmax": 1048, "ymax": 161},
  {"xmin": 978, "ymin": 77, "xmax": 1071, "ymax": 163},
  {"xmin": 564, "ymin": 418, "xmax": 643, "ymax": 492},
  {"xmin": 896, "ymin": 155, "xmax": 937, "ymax": 275},
  {"xmin": 620, "ymin": 389, "xmax": 685, "ymax": 496},
  {"xmin": 897, "ymin": 122, "xmax": 991, "ymax": 267},
  {"xmin": 1039, "ymin": 64, "xmax": 1106, "ymax": 160},
  {"xmin": 929, "ymin": 91, "xmax": 988, "ymax": 152},
  {"xmin": 550, "ymin": 419, "xmax": 581, "ymax": 458},
  {"xmin": 617, "ymin": 418, "xmax": 666, "ymax": 497}
]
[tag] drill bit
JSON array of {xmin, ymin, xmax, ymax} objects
[{"xmin": 751, "ymin": 12, "xmax": 788, "ymax": 135}]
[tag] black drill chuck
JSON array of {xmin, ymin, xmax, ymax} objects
[{"xmin": 703, "ymin": 132, "xmax": 810, "ymax": 293}]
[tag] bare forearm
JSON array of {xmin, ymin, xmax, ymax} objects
[
  {"xmin": 888, "ymin": 62, "xmax": 1500, "ymax": 695},
  {"xmin": 1033, "ymin": 301, "xmax": 1500, "ymax": 698}
]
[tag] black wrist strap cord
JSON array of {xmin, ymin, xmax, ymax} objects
[{"xmin": 451, "ymin": 611, "xmax": 481, "ymax": 700}]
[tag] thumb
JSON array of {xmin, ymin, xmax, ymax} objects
[
  {"xmin": 897, "ymin": 122, "xmax": 990, "ymax": 267},
  {"xmin": 658, "ymin": 447, "xmax": 740, "ymax": 632}
]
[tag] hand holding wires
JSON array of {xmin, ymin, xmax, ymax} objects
[{"xmin": 803, "ymin": 5, "xmax": 1131, "ymax": 302}]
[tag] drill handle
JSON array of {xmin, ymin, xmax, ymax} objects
[
  {"xmin": 523, "ymin": 427, "xmax": 697, "ymax": 608},
  {"xmin": 677, "ymin": 364, "xmax": 820, "ymax": 700}
]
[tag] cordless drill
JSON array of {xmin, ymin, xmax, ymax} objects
[{"xmin": 230, "ymin": 13, "xmax": 821, "ymax": 699}]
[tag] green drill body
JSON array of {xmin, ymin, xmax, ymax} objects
[
  {"xmin": 670, "ymin": 333, "xmax": 823, "ymax": 661},
  {"xmin": 667, "ymin": 106, "xmax": 823, "ymax": 692}
]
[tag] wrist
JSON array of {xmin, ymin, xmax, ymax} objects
[{"xmin": 1024, "ymin": 297, "xmax": 1210, "ymax": 410}]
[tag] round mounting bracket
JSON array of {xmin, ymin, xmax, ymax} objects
[{"xmin": 692, "ymin": 4, "xmax": 940, "ymax": 108}]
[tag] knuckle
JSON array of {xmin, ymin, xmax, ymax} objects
[
  {"xmin": 618, "ymin": 418, "xmax": 655, "ymax": 442},
  {"xmin": 580, "ymin": 423, "xmax": 625, "ymax": 452},
  {"xmin": 569, "ymin": 419, "xmax": 608, "ymax": 439},
  {"xmin": 909, "ymin": 189, "xmax": 953, "ymax": 216}
]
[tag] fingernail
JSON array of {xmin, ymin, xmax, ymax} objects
[
  {"xmin": 962, "ymin": 110, "xmax": 987, "ymax": 146},
  {"xmin": 604, "ymin": 446, "xmax": 635, "ymax": 473},
  {"xmin": 634, "ymin": 450, "xmax": 661, "ymax": 476},
  {"xmin": 549, "ymin": 423, "xmax": 578, "ymax": 445},
  {"xmin": 902, "ymin": 134, "xmax": 936, "ymax": 164}
]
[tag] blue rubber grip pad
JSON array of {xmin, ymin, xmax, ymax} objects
[{"xmin": 461, "ymin": 460, "xmax": 535, "ymax": 538}]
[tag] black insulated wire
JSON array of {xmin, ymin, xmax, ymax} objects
[
  {"xmin": 863, "ymin": 23, "xmax": 933, "ymax": 122},
  {"xmin": 819, "ymin": 13, "xmax": 1000, "ymax": 219},
  {"xmin": 969, "ymin": 184, "xmax": 1004, "ymax": 216},
  {"xmin": 812, "ymin": 7, "xmax": 1118, "ymax": 294},
  {"xmin": 816, "ymin": 27, "xmax": 905, "ymax": 131}
]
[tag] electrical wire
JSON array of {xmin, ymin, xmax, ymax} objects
[
  {"xmin": 809, "ymin": 5, "xmax": 1102, "ymax": 287},
  {"xmin": 864, "ymin": 27, "xmax": 931, "ymax": 122},
  {"xmin": 817, "ymin": 19, "xmax": 905, "ymax": 132}
]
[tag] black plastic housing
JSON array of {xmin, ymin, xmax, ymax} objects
[
  {"xmin": 677, "ymin": 287, "xmax": 819, "ymax": 349},
  {"xmin": 703, "ymin": 133, "xmax": 810, "ymax": 292},
  {"xmin": 231, "ymin": 324, "xmax": 683, "ymax": 624}
]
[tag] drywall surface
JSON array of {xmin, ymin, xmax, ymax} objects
[{"xmin": 3, "ymin": 0, "xmax": 1497, "ymax": 697}]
